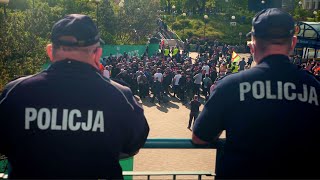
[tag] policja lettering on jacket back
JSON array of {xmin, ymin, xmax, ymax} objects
[
  {"xmin": 239, "ymin": 81, "xmax": 318, "ymax": 106},
  {"xmin": 25, "ymin": 107, "xmax": 104, "ymax": 132}
]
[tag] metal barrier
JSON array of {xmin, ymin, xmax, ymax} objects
[
  {"xmin": 143, "ymin": 138, "xmax": 223, "ymax": 149},
  {"xmin": 122, "ymin": 138, "xmax": 224, "ymax": 180},
  {"xmin": 0, "ymin": 138, "xmax": 225, "ymax": 180}
]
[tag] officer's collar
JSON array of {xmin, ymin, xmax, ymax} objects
[
  {"xmin": 48, "ymin": 59, "xmax": 100, "ymax": 73},
  {"xmin": 259, "ymin": 54, "xmax": 290, "ymax": 64}
]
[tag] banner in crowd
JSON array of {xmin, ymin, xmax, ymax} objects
[
  {"xmin": 42, "ymin": 44, "xmax": 160, "ymax": 70},
  {"xmin": 232, "ymin": 51, "xmax": 241, "ymax": 63},
  {"xmin": 102, "ymin": 44, "xmax": 159, "ymax": 58}
]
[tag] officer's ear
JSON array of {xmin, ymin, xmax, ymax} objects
[
  {"xmin": 46, "ymin": 44, "xmax": 54, "ymax": 62},
  {"xmin": 290, "ymin": 36, "xmax": 298, "ymax": 52},
  {"xmin": 93, "ymin": 47, "xmax": 102, "ymax": 63},
  {"xmin": 247, "ymin": 41, "xmax": 255, "ymax": 54},
  {"xmin": 92, "ymin": 47, "xmax": 103, "ymax": 70}
]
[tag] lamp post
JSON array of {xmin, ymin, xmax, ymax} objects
[
  {"xmin": 0, "ymin": 0, "xmax": 9, "ymax": 20},
  {"xmin": 261, "ymin": 0, "xmax": 265, "ymax": 9},
  {"xmin": 182, "ymin": 12, "xmax": 186, "ymax": 36},
  {"xmin": 172, "ymin": 5, "xmax": 176, "ymax": 21},
  {"xmin": 239, "ymin": 32, "xmax": 242, "ymax": 45},
  {"xmin": 204, "ymin": 14, "xmax": 208, "ymax": 39},
  {"xmin": 230, "ymin": 15, "xmax": 236, "ymax": 45},
  {"xmin": 298, "ymin": 1, "xmax": 303, "ymax": 11},
  {"xmin": 225, "ymin": 0, "xmax": 229, "ymax": 13},
  {"xmin": 313, "ymin": 11, "xmax": 317, "ymax": 21}
]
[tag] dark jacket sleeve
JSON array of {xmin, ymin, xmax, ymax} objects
[
  {"xmin": 0, "ymin": 88, "xmax": 9, "ymax": 155},
  {"xmin": 0, "ymin": 76, "xmax": 32, "ymax": 155},
  {"xmin": 115, "ymin": 84, "xmax": 149, "ymax": 156}
]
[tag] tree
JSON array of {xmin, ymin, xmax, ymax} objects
[
  {"xmin": 7, "ymin": 0, "xmax": 29, "ymax": 10},
  {"xmin": 0, "ymin": 3, "xmax": 53, "ymax": 90},
  {"xmin": 0, "ymin": 0, "xmax": 162, "ymax": 91},
  {"xmin": 99, "ymin": 0, "xmax": 159, "ymax": 44}
]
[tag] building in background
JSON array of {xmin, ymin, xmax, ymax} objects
[
  {"xmin": 295, "ymin": 21, "xmax": 320, "ymax": 60},
  {"xmin": 248, "ymin": 0, "xmax": 314, "ymax": 12},
  {"xmin": 282, "ymin": 0, "xmax": 295, "ymax": 11},
  {"xmin": 302, "ymin": 0, "xmax": 320, "ymax": 9}
]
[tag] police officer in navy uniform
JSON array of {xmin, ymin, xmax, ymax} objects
[
  {"xmin": 192, "ymin": 8, "xmax": 320, "ymax": 179},
  {"xmin": 0, "ymin": 14, "xmax": 149, "ymax": 179}
]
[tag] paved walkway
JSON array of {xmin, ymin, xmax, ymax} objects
[{"xmin": 134, "ymin": 96, "xmax": 216, "ymax": 180}]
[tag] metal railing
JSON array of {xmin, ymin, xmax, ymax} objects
[
  {"xmin": 122, "ymin": 138, "xmax": 225, "ymax": 180},
  {"xmin": 0, "ymin": 138, "xmax": 225, "ymax": 180},
  {"xmin": 143, "ymin": 138, "xmax": 224, "ymax": 149}
]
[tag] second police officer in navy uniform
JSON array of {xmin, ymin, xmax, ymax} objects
[
  {"xmin": 0, "ymin": 14, "xmax": 149, "ymax": 179},
  {"xmin": 192, "ymin": 8, "xmax": 320, "ymax": 179}
]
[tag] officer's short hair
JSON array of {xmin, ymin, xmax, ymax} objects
[{"xmin": 255, "ymin": 37, "xmax": 292, "ymax": 52}]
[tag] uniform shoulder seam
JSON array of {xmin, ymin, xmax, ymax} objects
[
  {"xmin": 95, "ymin": 72, "xmax": 134, "ymax": 110},
  {"xmin": 0, "ymin": 72, "xmax": 43, "ymax": 105}
]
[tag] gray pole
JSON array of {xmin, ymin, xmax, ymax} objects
[
  {"xmin": 96, "ymin": 3, "xmax": 98, "ymax": 27},
  {"xmin": 3, "ymin": 4, "xmax": 6, "ymax": 19}
]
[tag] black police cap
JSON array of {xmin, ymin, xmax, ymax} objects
[
  {"xmin": 51, "ymin": 14, "xmax": 104, "ymax": 47},
  {"xmin": 246, "ymin": 8, "xmax": 295, "ymax": 39}
]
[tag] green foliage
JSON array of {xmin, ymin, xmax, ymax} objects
[
  {"xmin": 0, "ymin": 0, "xmax": 317, "ymax": 91},
  {"xmin": 180, "ymin": 19, "xmax": 191, "ymax": 28},
  {"xmin": 160, "ymin": 0, "xmax": 255, "ymax": 44},
  {"xmin": 120, "ymin": 0, "xmax": 159, "ymax": 44},
  {"xmin": 160, "ymin": 0, "xmax": 215, "ymax": 14},
  {"xmin": 0, "ymin": 4, "xmax": 51, "ymax": 91},
  {"xmin": 7, "ymin": 0, "xmax": 29, "ymax": 10},
  {"xmin": 170, "ymin": 12, "xmax": 252, "ymax": 45},
  {"xmin": 292, "ymin": 1, "xmax": 317, "ymax": 22},
  {"xmin": 0, "ymin": 0, "xmax": 159, "ymax": 91}
]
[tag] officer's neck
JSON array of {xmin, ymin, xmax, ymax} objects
[
  {"xmin": 254, "ymin": 47, "xmax": 290, "ymax": 64},
  {"xmin": 52, "ymin": 53, "xmax": 99, "ymax": 70}
]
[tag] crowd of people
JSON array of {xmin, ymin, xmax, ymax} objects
[
  {"xmin": 292, "ymin": 56, "xmax": 320, "ymax": 77},
  {"xmin": 99, "ymin": 41, "xmax": 320, "ymax": 106},
  {"xmin": 99, "ymin": 43, "xmax": 255, "ymax": 104}
]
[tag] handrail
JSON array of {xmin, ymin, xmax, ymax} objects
[
  {"xmin": 157, "ymin": 32, "xmax": 169, "ymax": 45},
  {"xmin": 143, "ymin": 138, "xmax": 225, "ymax": 149},
  {"xmin": 0, "ymin": 138, "xmax": 225, "ymax": 179},
  {"xmin": 123, "ymin": 138, "xmax": 224, "ymax": 180},
  {"xmin": 166, "ymin": 26, "xmax": 185, "ymax": 48},
  {"xmin": 167, "ymin": 26, "xmax": 183, "ymax": 42}
]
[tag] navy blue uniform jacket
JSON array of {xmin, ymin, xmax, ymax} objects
[
  {"xmin": 0, "ymin": 60, "xmax": 149, "ymax": 179},
  {"xmin": 194, "ymin": 55, "xmax": 320, "ymax": 179}
]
